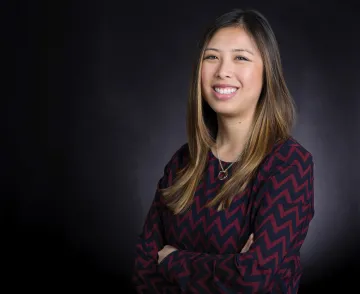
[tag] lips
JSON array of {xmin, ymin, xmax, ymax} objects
[
  {"xmin": 212, "ymin": 84, "xmax": 239, "ymax": 89},
  {"xmin": 213, "ymin": 87, "xmax": 238, "ymax": 94},
  {"xmin": 211, "ymin": 86, "xmax": 238, "ymax": 100}
]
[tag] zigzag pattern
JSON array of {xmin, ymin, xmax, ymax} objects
[{"xmin": 133, "ymin": 137, "xmax": 314, "ymax": 293}]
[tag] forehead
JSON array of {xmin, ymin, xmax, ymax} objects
[{"xmin": 207, "ymin": 26, "xmax": 258, "ymax": 53}]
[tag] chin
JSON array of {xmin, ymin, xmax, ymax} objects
[{"xmin": 211, "ymin": 106, "xmax": 238, "ymax": 116}]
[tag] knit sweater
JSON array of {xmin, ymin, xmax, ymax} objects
[{"xmin": 133, "ymin": 137, "xmax": 314, "ymax": 293}]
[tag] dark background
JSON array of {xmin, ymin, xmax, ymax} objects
[{"xmin": 8, "ymin": 0, "xmax": 360, "ymax": 292}]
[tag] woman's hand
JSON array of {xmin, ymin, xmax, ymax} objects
[
  {"xmin": 157, "ymin": 245, "xmax": 178, "ymax": 264},
  {"xmin": 240, "ymin": 233, "xmax": 254, "ymax": 253}
]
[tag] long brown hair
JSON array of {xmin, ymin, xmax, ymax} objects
[{"xmin": 160, "ymin": 9, "xmax": 296, "ymax": 214}]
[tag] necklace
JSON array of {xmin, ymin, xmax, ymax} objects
[{"xmin": 215, "ymin": 144, "xmax": 242, "ymax": 181}]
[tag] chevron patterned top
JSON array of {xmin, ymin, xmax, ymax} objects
[{"xmin": 133, "ymin": 136, "xmax": 314, "ymax": 293}]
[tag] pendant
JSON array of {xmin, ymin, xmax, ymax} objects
[{"xmin": 218, "ymin": 170, "xmax": 228, "ymax": 180}]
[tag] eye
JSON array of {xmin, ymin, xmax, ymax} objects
[
  {"xmin": 204, "ymin": 55, "xmax": 218, "ymax": 60},
  {"xmin": 235, "ymin": 56, "xmax": 249, "ymax": 61}
]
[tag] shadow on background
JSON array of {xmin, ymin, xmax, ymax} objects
[{"xmin": 7, "ymin": 0, "xmax": 360, "ymax": 293}]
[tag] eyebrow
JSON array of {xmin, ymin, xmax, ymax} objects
[{"xmin": 204, "ymin": 47, "xmax": 254, "ymax": 55}]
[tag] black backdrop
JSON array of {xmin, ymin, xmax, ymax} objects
[{"xmin": 8, "ymin": 0, "xmax": 360, "ymax": 293}]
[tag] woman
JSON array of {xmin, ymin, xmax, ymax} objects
[{"xmin": 133, "ymin": 8, "xmax": 314, "ymax": 294}]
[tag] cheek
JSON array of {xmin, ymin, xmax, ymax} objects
[
  {"xmin": 201, "ymin": 66, "xmax": 207, "ymax": 81},
  {"xmin": 201, "ymin": 67, "xmax": 211, "ymax": 89},
  {"xmin": 242, "ymin": 67, "xmax": 263, "ymax": 89}
]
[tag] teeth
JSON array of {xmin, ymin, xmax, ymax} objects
[{"xmin": 214, "ymin": 87, "xmax": 237, "ymax": 94}]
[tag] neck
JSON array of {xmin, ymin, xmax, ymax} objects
[{"xmin": 214, "ymin": 114, "xmax": 254, "ymax": 160}]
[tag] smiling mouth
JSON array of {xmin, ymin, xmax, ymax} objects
[{"xmin": 213, "ymin": 87, "xmax": 238, "ymax": 94}]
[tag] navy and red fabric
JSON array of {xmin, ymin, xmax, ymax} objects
[{"xmin": 133, "ymin": 137, "xmax": 314, "ymax": 293}]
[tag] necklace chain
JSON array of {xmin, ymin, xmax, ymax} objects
[{"xmin": 215, "ymin": 144, "xmax": 242, "ymax": 181}]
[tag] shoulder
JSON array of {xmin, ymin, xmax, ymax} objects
[
  {"xmin": 260, "ymin": 136, "xmax": 314, "ymax": 177},
  {"xmin": 171, "ymin": 142, "xmax": 190, "ymax": 162},
  {"xmin": 164, "ymin": 142, "xmax": 190, "ymax": 172},
  {"xmin": 252, "ymin": 137, "xmax": 315, "ymax": 208},
  {"xmin": 251, "ymin": 138, "xmax": 315, "ymax": 222}
]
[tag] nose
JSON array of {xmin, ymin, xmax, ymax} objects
[{"xmin": 216, "ymin": 59, "xmax": 233, "ymax": 79}]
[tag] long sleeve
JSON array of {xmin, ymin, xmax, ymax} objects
[
  {"xmin": 132, "ymin": 163, "xmax": 179, "ymax": 293},
  {"xmin": 157, "ymin": 160, "xmax": 314, "ymax": 293}
]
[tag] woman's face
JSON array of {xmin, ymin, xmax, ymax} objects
[{"xmin": 201, "ymin": 26, "xmax": 264, "ymax": 118}]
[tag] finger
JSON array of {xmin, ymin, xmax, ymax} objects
[
  {"xmin": 240, "ymin": 234, "xmax": 254, "ymax": 253},
  {"xmin": 240, "ymin": 243, "xmax": 250, "ymax": 253},
  {"xmin": 240, "ymin": 241, "xmax": 250, "ymax": 253},
  {"xmin": 246, "ymin": 234, "xmax": 254, "ymax": 245},
  {"xmin": 248, "ymin": 234, "xmax": 254, "ymax": 247}
]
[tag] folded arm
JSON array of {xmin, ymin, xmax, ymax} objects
[
  {"xmin": 157, "ymin": 162, "xmax": 314, "ymax": 293},
  {"xmin": 132, "ymin": 163, "xmax": 179, "ymax": 293}
]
